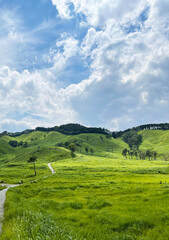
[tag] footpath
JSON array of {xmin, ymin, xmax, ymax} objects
[
  {"xmin": 0, "ymin": 184, "xmax": 18, "ymax": 234},
  {"xmin": 0, "ymin": 163, "xmax": 55, "ymax": 234}
]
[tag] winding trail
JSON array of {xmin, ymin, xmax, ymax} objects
[
  {"xmin": 48, "ymin": 163, "xmax": 56, "ymax": 174},
  {"xmin": 0, "ymin": 163, "xmax": 55, "ymax": 234},
  {"xmin": 0, "ymin": 184, "xmax": 18, "ymax": 234}
]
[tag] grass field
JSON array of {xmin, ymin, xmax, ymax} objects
[
  {"xmin": 1, "ymin": 130, "xmax": 169, "ymax": 239},
  {"xmin": 0, "ymin": 186, "xmax": 6, "ymax": 191},
  {"xmin": 1, "ymin": 154, "xmax": 169, "ymax": 240}
]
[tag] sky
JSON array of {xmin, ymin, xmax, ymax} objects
[{"xmin": 0, "ymin": 0, "xmax": 169, "ymax": 132}]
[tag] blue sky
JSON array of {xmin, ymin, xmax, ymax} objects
[{"xmin": 0, "ymin": 0, "xmax": 169, "ymax": 132}]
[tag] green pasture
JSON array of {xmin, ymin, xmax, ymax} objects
[
  {"xmin": 1, "ymin": 130, "xmax": 169, "ymax": 239},
  {"xmin": 1, "ymin": 154, "xmax": 169, "ymax": 240},
  {"xmin": 1, "ymin": 131, "xmax": 128, "ymax": 157},
  {"xmin": 139, "ymin": 130, "xmax": 169, "ymax": 154}
]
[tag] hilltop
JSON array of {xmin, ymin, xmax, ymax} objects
[
  {"xmin": 1, "ymin": 122, "xmax": 169, "ymax": 184},
  {"xmin": 1, "ymin": 123, "xmax": 169, "ymax": 161},
  {"xmin": 1, "ymin": 123, "xmax": 169, "ymax": 239},
  {"xmin": 1, "ymin": 122, "xmax": 169, "ymax": 138}
]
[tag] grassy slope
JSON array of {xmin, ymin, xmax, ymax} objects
[
  {"xmin": 1, "ymin": 155, "xmax": 169, "ymax": 240},
  {"xmin": 1, "ymin": 129, "xmax": 169, "ymax": 184},
  {"xmin": 0, "ymin": 138, "xmax": 16, "ymax": 155},
  {"xmin": 1, "ymin": 131, "xmax": 127, "ymax": 153},
  {"xmin": 0, "ymin": 132, "xmax": 72, "ymax": 183},
  {"xmin": 0, "ymin": 131, "xmax": 127, "ymax": 184},
  {"xmin": 1, "ymin": 130, "xmax": 169, "ymax": 239},
  {"xmin": 139, "ymin": 130, "xmax": 169, "ymax": 154}
]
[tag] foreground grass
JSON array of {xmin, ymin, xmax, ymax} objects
[
  {"xmin": 1, "ymin": 155, "xmax": 169, "ymax": 239},
  {"xmin": 0, "ymin": 186, "xmax": 6, "ymax": 191}
]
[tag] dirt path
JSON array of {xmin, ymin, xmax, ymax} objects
[
  {"xmin": 48, "ymin": 163, "xmax": 56, "ymax": 174},
  {"xmin": 0, "ymin": 184, "xmax": 18, "ymax": 234},
  {"xmin": 0, "ymin": 163, "xmax": 55, "ymax": 234}
]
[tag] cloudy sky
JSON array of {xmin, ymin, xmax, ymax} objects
[{"xmin": 0, "ymin": 0, "xmax": 169, "ymax": 132}]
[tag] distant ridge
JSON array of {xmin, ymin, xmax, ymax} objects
[
  {"xmin": 112, "ymin": 123, "xmax": 169, "ymax": 138},
  {"xmin": 0, "ymin": 123, "xmax": 169, "ymax": 138},
  {"xmin": 0, "ymin": 123, "xmax": 109, "ymax": 137}
]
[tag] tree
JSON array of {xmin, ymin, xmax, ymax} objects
[
  {"xmin": 18, "ymin": 141, "xmax": 23, "ymax": 146},
  {"xmin": 85, "ymin": 147, "xmax": 89, "ymax": 154},
  {"xmin": 163, "ymin": 154, "xmax": 169, "ymax": 161},
  {"xmin": 106, "ymin": 134, "xmax": 111, "ymax": 139},
  {"xmin": 9, "ymin": 140, "xmax": 18, "ymax": 148},
  {"xmin": 71, "ymin": 151, "xmax": 76, "ymax": 158},
  {"xmin": 138, "ymin": 151, "xmax": 146, "ymax": 160},
  {"xmin": 146, "ymin": 150, "xmax": 151, "ymax": 160},
  {"xmin": 64, "ymin": 141, "xmax": 69, "ymax": 147},
  {"xmin": 153, "ymin": 151, "xmax": 157, "ymax": 160},
  {"xmin": 90, "ymin": 148, "xmax": 94, "ymax": 155},
  {"xmin": 68, "ymin": 143, "xmax": 76, "ymax": 158},
  {"xmin": 122, "ymin": 131, "xmax": 142, "ymax": 150},
  {"xmin": 23, "ymin": 142, "xmax": 28, "ymax": 148},
  {"xmin": 28, "ymin": 156, "xmax": 37, "ymax": 176},
  {"xmin": 122, "ymin": 148, "xmax": 128, "ymax": 159},
  {"xmin": 68, "ymin": 143, "xmax": 76, "ymax": 152},
  {"xmin": 128, "ymin": 150, "xmax": 134, "ymax": 159},
  {"xmin": 134, "ymin": 150, "xmax": 138, "ymax": 160}
]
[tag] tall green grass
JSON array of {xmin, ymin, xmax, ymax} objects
[
  {"xmin": 1, "ymin": 130, "xmax": 169, "ymax": 239},
  {"xmin": 2, "ymin": 155, "xmax": 169, "ymax": 239}
]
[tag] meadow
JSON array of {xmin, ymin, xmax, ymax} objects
[{"xmin": 1, "ymin": 130, "xmax": 169, "ymax": 239}]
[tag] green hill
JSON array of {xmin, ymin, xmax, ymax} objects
[
  {"xmin": 0, "ymin": 131, "xmax": 128, "ymax": 157},
  {"xmin": 1, "ymin": 128, "xmax": 169, "ymax": 161},
  {"xmin": 2, "ymin": 126, "xmax": 169, "ymax": 239},
  {"xmin": 0, "ymin": 131, "xmax": 128, "ymax": 183},
  {"xmin": 0, "ymin": 138, "xmax": 17, "ymax": 154},
  {"xmin": 139, "ymin": 130, "xmax": 169, "ymax": 154}
]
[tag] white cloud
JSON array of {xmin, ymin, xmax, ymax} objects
[
  {"xmin": 50, "ymin": 0, "xmax": 169, "ymax": 129},
  {"xmin": 141, "ymin": 92, "xmax": 148, "ymax": 104},
  {"xmin": 52, "ymin": 0, "xmax": 147, "ymax": 26},
  {"xmin": 0, "ymin": 66, "xmax": 78, "ymax": 131},
  {"xmin": 51, "ymin": 0, "xmax": 72, "ymax": 19},
  {"xmin": 1, "ymin": 0, "xmax": 169, "ymax": 131}
]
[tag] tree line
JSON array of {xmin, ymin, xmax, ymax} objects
[
  {"xmin": 8, "ymin": 140, "xmax": 28, "ymax": 148},
  {"xmin": 2, "ymin": 123, "xmax": 169, "ymax": 139},
  {"xmin": 56, "ymin": 139, "xmax": 94, "ymax": 157},
  {"xmin": 121, "ymin": 130, "xmax": 158, "ymax": 160},
  {"xmin": 112, "ymin": 123, "xmax": 169, "ymax": 138},
  {"xmin": 0, "ymin": 123, "xmax": 108, "ymax": 137},
  {"xmin": 122, "ymin": 148, "xmax": 157, "ymax": 160}
]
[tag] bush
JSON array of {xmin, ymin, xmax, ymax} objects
[{"xmin": 9, "ymin": 140, "xmax": 18, "ymax": 148}]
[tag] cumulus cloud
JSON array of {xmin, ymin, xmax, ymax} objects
[
  {"xmin": 0, "ymin": 66, "xmax": 77, "ymax": 131},
  {"xmin": 51, "ymin": 0, "xmax": 72, "ymax": 19},
  {"xmin": 1, "ymin": 0, "xmax": 169, "ymax": 131},
  {"xmin": 52, "ymin": 0, "xmax": 147, "ymax": 26},
  {"xmin": 50, "ymin": 0, "xmax": 169, "ymax": 129}
]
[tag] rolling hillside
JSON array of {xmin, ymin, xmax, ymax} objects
[
  {"xmin": 1, "ymin": 128, "xmax": 169, "ymax": 162},
  {"xmin": 0, "ymin": 130, "xmax": 128, "ymax": 183},
  {"xmin": 1, "ymin": 127, "xmax": 169, "ymax": 184},
  {"xmin": 0, "ymin": 131, "xmax": 128, "ymax": 159},
  {"xmin": 1, "ymin": 126, "xmax": 169, "ymax": 239},
  {"xmin": 139, "ymin": 130, "xmax": 169, "ymax": 154}
]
